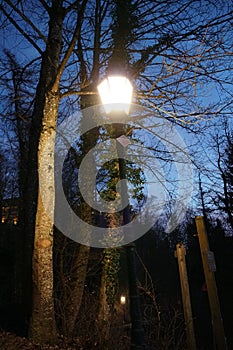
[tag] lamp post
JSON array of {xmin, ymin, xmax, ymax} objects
[{"xmin": 98, "ymin": 76, "xmax": 146, "ymax": 350}]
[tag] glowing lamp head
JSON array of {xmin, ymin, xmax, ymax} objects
[{"xmin": 97, "ymin": 76, "xmax": 133, "ymax": 114}]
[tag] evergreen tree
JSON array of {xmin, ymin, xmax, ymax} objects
[{"xmin": 219, "ymin": 132, "xmax": 233, "ymax": 230}]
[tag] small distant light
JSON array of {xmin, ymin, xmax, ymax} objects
[{"xmin": 120, "ymin": 295, "xmax": 126, "ymax": 305}]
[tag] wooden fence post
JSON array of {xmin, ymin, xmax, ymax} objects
[
  {"xmin": 175, "ymin": 243, "xmax": 196, "ymax": 350},
  {"xmin": 195, "ymin": 216, "xmax": 227, "ymax": 350}
]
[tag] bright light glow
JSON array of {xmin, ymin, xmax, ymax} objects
[
  {"xmin": 98, "ymin": 76, "xmax": 133, "ymax": 114},
  {"xmin": 120, "ymin": 295, "xmax": 126, "ymax": 305}
]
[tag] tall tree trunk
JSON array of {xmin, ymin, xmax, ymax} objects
[
  {"xmin": 63, "ymin": 113, "xmax": 99, "ymax": 336},
  {"xmin": 97, "ymin": 258, "xmax": 112, "ymax": 349},
  {"xmin": 0, "ymin": 157, "xmax": 3, "ymax": 225},
  {"xmin": 96, "ymin": 210, "xmax": 120, "ymax": 348},
  {"xmin": 28, "ymin": 0, "xmax": 64, "ymax": 342},
  {"xmin": 30, "ymin": 91, "xmax": 60, "ymax": 342},
  {"xmin": 11, "ymin": 60, "xmax": 30, "ymax": 308},
  {"xmin": 62, "ymin": 0, "xmax": 101, "ymax": 327},
  {"xmin": 64, "ymin": 243, "xmax": 90, "ymax": 336}
]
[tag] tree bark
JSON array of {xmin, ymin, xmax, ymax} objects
[
  {"xmin": 64, "ymin": 244, "xmax": 90, "ymax": 336},
  {"xmin": 96, "ymin": 258, "xmax": 112, "ymax": 349},
  {"xmin": 29, "ymin": 1, "xmax": 64, "ymax": 341},
  {"xmin": 30, "ymin": 91, "xmax": 60, "ymax": 342},
  {"xmin": 62, "ymin": 128, "xmax": 98, "ymax": 336},
  {"xmin": 96, "ymin": 210, "xmax": 120, "ymax": 348}
]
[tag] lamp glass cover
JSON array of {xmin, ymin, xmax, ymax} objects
[{"xmin": 98, "ymin": 76, "xmax": 133, "ymax": 114}]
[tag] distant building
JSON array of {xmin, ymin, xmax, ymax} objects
[{"xmin": 1, "ymin": 198, "xmax": 19, "ymax": 225}]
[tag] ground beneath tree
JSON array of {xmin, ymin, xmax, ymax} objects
[{"xmin": 0, "ymin": 332, "xmax": 85, "ymax": 350}]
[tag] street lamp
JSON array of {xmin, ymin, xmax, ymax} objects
[
  {"xmin": 97, "ymin": 75, "xmax": 133, "ymax": 114},
  {"xmin": 98, "ymin": 75, "xmax": 146, "ymax": 350}
]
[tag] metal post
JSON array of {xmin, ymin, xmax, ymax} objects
[
  {"xmin": 195, "ymin": 216, "xmax": 227, "ymax": 350},
  {"xmin": 175, "ymin": 243, "xmax": 196, "ymax": 350},
  {"xmin": 116, "ymin": 137, "xmax": 146, "ymax": 350}
]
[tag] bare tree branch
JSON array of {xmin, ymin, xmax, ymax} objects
[
  {"xmin": 39, "ymin": 0, "xmax": 51, "ymax": 13},
  {"xmin": 4, "ymin": 0, "xmax": 47, "ymax": 44},
  {"xmin": 52, "ymin": 0, "xmax": 88, "ymax": 92},
  {"xmin": 0, "ymin": 4, "xmax": 43, "ymax": 55}
]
